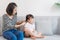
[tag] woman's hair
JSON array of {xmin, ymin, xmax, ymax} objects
[
  {"xmin": 26, "ymin": 14, "xmax": 34, "ymax": 22},
  {"xmin": 6, "ymin": 2, "xmax": 17, "ymax": 16}
]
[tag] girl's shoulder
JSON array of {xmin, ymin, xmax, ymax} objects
[
  {"xmin": 24, "ymin": 22, "xmax": 30, "ymax": 27},
  {"xmin": 25, "ymin": 22, "xmax": 30, "ymax": 25}
]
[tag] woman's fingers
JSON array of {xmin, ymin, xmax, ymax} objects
[{"xmin": 21, "ymin": 22, "xmax": 26, "ymax": 25}]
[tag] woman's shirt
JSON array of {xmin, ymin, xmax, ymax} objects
[
  {"xmin": 24, "ymin": 22, "xmax": 35, "ymax": 32},
  {"xmin": 2, "ymin": 14, "xmax": 17, "ymax": 32}
]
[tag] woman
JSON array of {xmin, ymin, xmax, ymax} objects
[{"xmin": 2, "ymin": 2, "xmax": 25, "ymax": 40}]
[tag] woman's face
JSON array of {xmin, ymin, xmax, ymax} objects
[{"xmin": 13, "ymin": 7, "xmax": 17, "ymax": 15}]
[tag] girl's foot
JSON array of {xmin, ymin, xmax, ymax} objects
[
  {"xmin": 39, "ymin": 36, "xmax": 45, "ymax": 38},
  {"xmin": 31, "ymin": 36, "xmax": 36, "ymax": 40}
]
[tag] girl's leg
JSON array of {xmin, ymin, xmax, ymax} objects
[
  {"xmin": 24, "ymin": 29, "xmax": 45, "ymax": 39},
  {"xmin": 24, "ymin": 29, "xmax": 34, "ymax": 36},
  {"xmin": 25, "ymin": 29, "xmax": 44, "ymax": 38},
  {"xmin": 24, "ymin": 30, "xmax": 30, "ymax": 37},
  {"xmin": 24, "ymin": 29, "xmax": 36, "ymax": 40},
  {"xmin": 33, "ymin": 33, "xmax": 44, "ymax": 38},
  {"xmin": 3, "ymin": 31, "xmax": 17, "ymax": 40},
  {"xmin": 37, "ymin": 32, "xmax": 45, "ymax": 38}
]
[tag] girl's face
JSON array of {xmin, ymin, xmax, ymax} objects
[
  {"xmin": 28, "ymin": 18, "xmax": 34, "ymax": 24},
  {"xmin": 13, "ymin": 7, "xmax": 17, "ymax": 15}
]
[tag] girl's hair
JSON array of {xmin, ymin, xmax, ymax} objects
[
  {"xmin": 26, "ymin": 14, "xmax": 34, "ymax": 22},
  {"xmin": 6, "ymin": 2, "xmax": 17, "ymax": 16}
]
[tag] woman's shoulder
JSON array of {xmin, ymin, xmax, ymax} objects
[
  {"xmin": 3, "ymin": 14, "xmax": 8, "ymax": 19},
  {"xmin": 3, "ymin": 14, "xmax": 7, "ymax": 17}
]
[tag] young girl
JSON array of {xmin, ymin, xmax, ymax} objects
[{"xmin": 24, "ymin": 14, "xmax": 44, "ymax": 39}]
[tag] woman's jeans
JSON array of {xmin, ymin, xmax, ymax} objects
[{"xmin": 3, "ymin": 29, "xmax": 24, "ymax": 40}]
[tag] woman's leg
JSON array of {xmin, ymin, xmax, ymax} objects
[
  {"xmin": 3, "ymin": 31, "xmax": 17, "ymax": 40},
  {"xmin": 14, "ymin": 30, "xmax": 24, "ymax": 40}
]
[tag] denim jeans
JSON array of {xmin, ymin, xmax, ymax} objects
[{"xmin": 3, "ymin": 29, "xmax": 24, "ymax": 40}]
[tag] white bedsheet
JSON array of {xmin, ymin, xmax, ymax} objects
[{"xmin": 0, "ymin": 35, "xmax": 60, "ymax": 40}]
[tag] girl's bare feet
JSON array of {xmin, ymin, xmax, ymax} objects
[
  {"xmin": 38, "ymin": 33, "xmax": 45, "ymax": 38},
  {"xmin": 39, "ymin": 36, "xmax": 45, "ymax": 38},
  {"xmin": 31, "ymin": 36, "xmax": 36, "ymax": 40}
]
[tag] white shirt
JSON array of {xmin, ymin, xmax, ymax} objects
[
  {"xmin": 24, "ymin": 22, "xmax": 39, "ymax": 36},
  {"xmin": 24, "ymin": 22, "xmax": 35, "ymax": 31}
]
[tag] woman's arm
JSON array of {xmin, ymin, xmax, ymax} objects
[
  {"xmin": 15, "ymin": 22, "xmax": 26, "ymax": 28},
  {"xmin": 3, "ymin": 15, "xmax": 15, "ymax": 29},
  {"xmin": 3, "ymin": 14, "xmax": 26, "ymax": 29},
  {"xmin": 16, "ymin": 20, "xmax": 25, "ymax": 25}
]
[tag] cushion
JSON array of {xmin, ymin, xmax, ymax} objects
[
  {"xmin": 35, "ymin": 16, "xmax": 53, "ymax": 35},
  {"xmin": 0, "ymin": 17, "xmax": 3, "ymax": 35}
]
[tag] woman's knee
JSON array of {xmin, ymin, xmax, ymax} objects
[
  {"xmin": 3, "ymin": 31, "xmax": 17, "ymax": 40},
  {"xmin": 11, "ymin": 36, "xmax": 17, "ymax": 40},
  {"xmin": 20, "ymin": 31, "xmax": 24, "ymax": 34},
  {"xmin": 17, "ymin": 31, "xmax": 24, "ymax": 37}
]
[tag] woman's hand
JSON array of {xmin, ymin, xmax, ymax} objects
[
  {"xmin": 15, "ymin": 21, "xmax": 26, "ymax": 28},
  {"xmin": 16, "ymin": 20, "xmax": 25, "ymax": 25},
  {"xmin": 20, "ymin": 22, "xmax": 26, "ymax": 26}
]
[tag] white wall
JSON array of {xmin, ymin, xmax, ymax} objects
[{"xmin": 0, "ymin": 0, "xmax": 60, "ymax": 16}]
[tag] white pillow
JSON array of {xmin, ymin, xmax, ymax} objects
[{"xmin": 35, "ymin": 16, "xmax": 53, "ymax": 36}]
